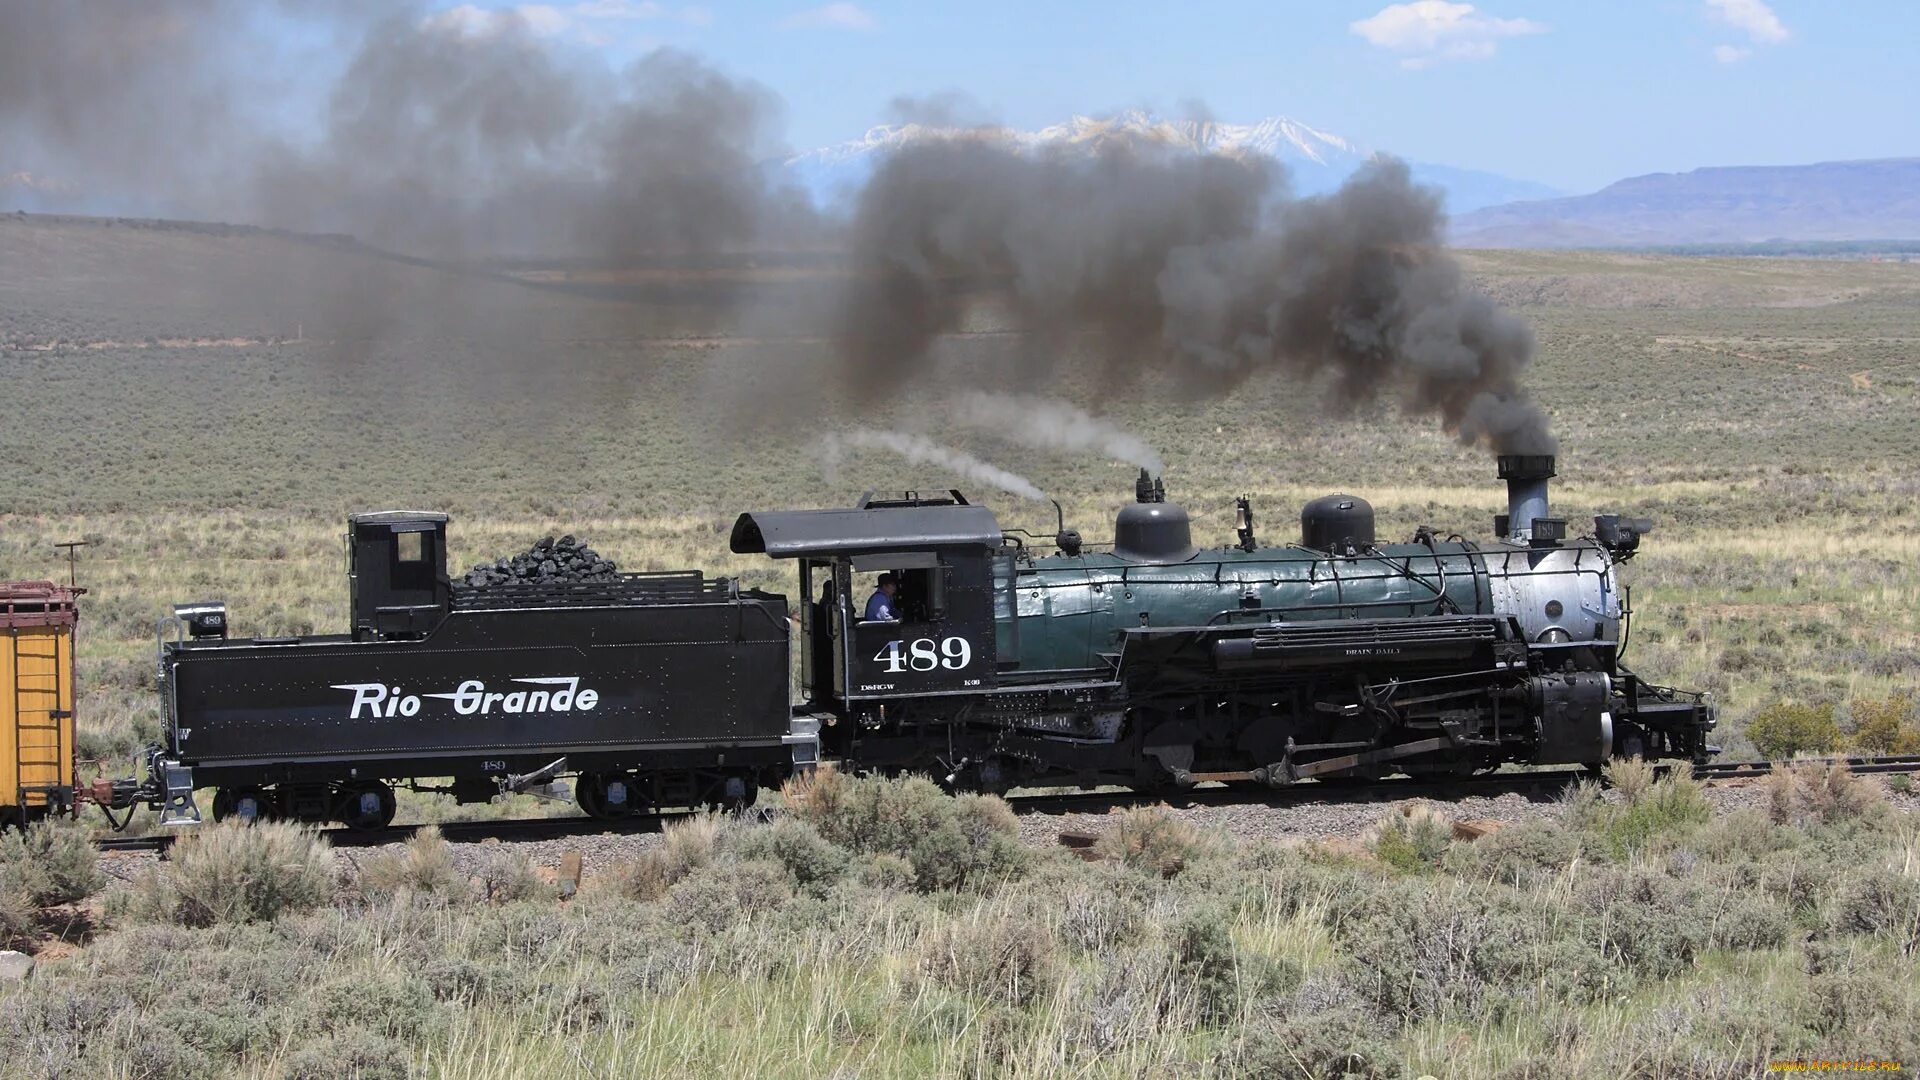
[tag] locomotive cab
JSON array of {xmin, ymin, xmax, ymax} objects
[
  {"xmin": 731, "ymin": 492, "xmax": 1003, "ymax": 707},
  {"xmin": 348, "ymin": 511, "xmax": 451, "ymax": 641}
]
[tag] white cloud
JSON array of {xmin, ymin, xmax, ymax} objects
[
  {"xmin": 1712, "ymin": 43, "xmax": 1752, "ymax": 63},
  {"xmin": 424, "ymin": 1, "xmax": 707, "ymax": 42},
  {"xmin": 781, "ymin": 3, "xmax": 876, "ymax": 31},
  {"xmin": 515, "ymin": 4, "xmax": 571, "ymax": 36},
  {"xmin": 1350, "ymin": 2, "xmax": 1545, "ymax": 69},
  {"xmin": 575, "ymin": 0, "xmax": 664, "ymax": 17},
  {"xmin": 1705, "ymin": 0, "xmax": 1789, "ymax": 44},
  {"xmin": 424, "ymin": 4, "xmax": 567, "ymax": 40},
  {"xmin": 573, "ymin": 0, "xmax": 708, "ymax": 23}
]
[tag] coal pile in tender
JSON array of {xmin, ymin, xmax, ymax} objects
[{"xmin": 461, "ymin": 535, "xmax": 619, "ymax": 587}]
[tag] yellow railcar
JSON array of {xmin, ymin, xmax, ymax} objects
[{"xmin": 2, "ymin": 582, "xmax": 78, "ymax": 825}]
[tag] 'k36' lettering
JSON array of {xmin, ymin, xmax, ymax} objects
[{"xmin": 873, "ymin": 636, "xmax": 972, "ymax": 673}]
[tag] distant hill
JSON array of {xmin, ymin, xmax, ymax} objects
[{"xmin": 1452, "ymin": 158, "xmax": 1920, "ymax": 248}]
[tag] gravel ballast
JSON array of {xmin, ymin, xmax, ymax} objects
[{"xmin": 94, "ymin": 778, "xmax": 1920, "ymax": 889}]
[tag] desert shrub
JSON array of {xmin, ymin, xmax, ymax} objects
[
  {"xmin": 1746, "ymin": 701, "xmax": 1841, "ymax": 759},
  {"xmin": 1442, "ymin": 820, "xmax": 1582, "ymax": 887},
  {"xmin": 120, "ymin": 821, "xmax": 331, "ymax": 927},
  {"xmin": 919, "ymin": 911, "xmax": 1057, "ymax": 1006},
  {"xmin": 283, "ymin": 1028, "xmax": 409, "ymax": 1080},
  {"xmin": 1890, "ymin": 773, "xmax": 1914, "ymax": 795},
  {"xmin": 733, "ymin": 817, "xmax": 849, "ymax": 894},
  {"xmin": 1052, "ymin": 865, "xmax": 1151, "ymax": 953},
  {"xmin": 779, "ymin": 764, "xmax": 851, "ymax": 818},
  {"xmin": 1573, "ymin": 866, "xmax": 1759, "ymax": 976},
  {"xmin": 1846, "ymin": 694, "xmax": 1920, "ymax": 754},
  {"xmin": 1690, "ymin": 807, "xmax": 1791, "ymax": 862},
  {"xmin": 1765, "ymin": 761, "xmax": 1890, "ymax": 828},
  {"xmin": 955, "ymin": 792, "xmax": 1019, "ymax": 839},
  {"xmin": 522, "ymin": 977, "xmax": 612, "ymax": 1028},
  {"xmin": 1796, "ymin": 949, "xmax": 1920, "ymax": 1061},
  {"xmin": 110, "ymin": 1017, "xmax": 213, "ymax": 1080},
  {"xmin": 1228, "ymin": 1004, "xmax": 1397, "ymax": 1080},
  {"xmin": 1759, "ymin": 847, "xmax": 1846, "ymax": 917},
  {"xmin": 1369, "ymin": 804, "xmax": 1454, "ymax": 873},
  {"xmin": 0, "ymin": 983, "xmax": 121, "ymax": 1074},
  {"xmin": 462, "ymin": 905, "xmax": 583, "ymax": 962},
  {"xmin": 312, "ymin": 971, "xmax": 441, "ymax": 1039},
  {"xmin": 1556, "ymin": 777, "xmax": 1608, "ymax": 830},
  {"xmin": 1346, "ymin": 880, "xmax": 1614, "ymax": 1019},
  {"xmin": 0, "ymin": 817, "xmax": 104, "ymax": 906},
  {"xmin": 1576, "ymin": 769, "xmax": 1712, "ymax": 856},
  {"xmin": 1051, "ymin": 949, "xmax": 1172, "ymax": 1056},
  {"xmin": 1174, "ymin": 904, "xmax": 1302, "ymax": 1023},
  {"xmin": 1613, "ymin": 771, "xmax": 1712, "ymax": 849},
  {"xmin": 1603, "ymin": 755, "xmax": 1658, "ymax": 801},
  {"xmin": 1807, "ymin": 968, "xmax": 1904, "ymax": 1038},
  {"xmin": 155, "ymin": 1001, "xmax": 275, "ymax": 1057},
  {"xmin": 661, "ymin": 812, "xmax": 725, "ymax": 871},
  {"xmin": 599, "ymin": 853, "xmax": 672, "ymax": 902},
  {"xmin": 785, "ymin": 773, "xmax": 1026, "ymax": 891},
  {"xmin": 417, "ymin": 955, "xmax": 496, "ymax": 1002},
  {"xmin": 1826, "ymin": 866, "xmax": 1920, "ymax": 947},
  {"xmin": 1093, "ymin": 804, "xmax": 1212, "ymax": 876},
  {"xmin": 666, "ymin": 857, "xmax": 794, "ymax": 934},
  {"xmin": 1707, "ymin": 890, "xmax": 1792, "ymax": 952},
  {"xmin": 473, "ymin": 848, "xmax": 550, "ymax": 903},
  {"xmin": 358, "ymin": 825, "xmax": 464, "ymax": 903},
  {"xmin": 856, "ymin": 852, "xmax": 916, "ymax": 891},
  {"xmin": 600, "ymin": 813, "xmax": 724, "ymax": 901},
  {"xmin": 0, "ymin": 883, "xmax": 36, "ymax": 943}
]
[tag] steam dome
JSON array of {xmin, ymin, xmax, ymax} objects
[
  {"xmin": 1114, "ymin": 501, "xmax": 1198, "ymax": 563},
  {"xmin": 1301, "ymin": 494, "xmax": 1375, "ymax": 554}
]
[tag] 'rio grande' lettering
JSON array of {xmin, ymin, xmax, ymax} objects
[{"xmin": 332, "ymin": 677, "xmax": 599, "ymax": 719}]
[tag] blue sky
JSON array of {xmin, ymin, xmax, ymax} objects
[{"xmin": 363, "ymin": 1, "xmax": 1910, "ymax": 193}]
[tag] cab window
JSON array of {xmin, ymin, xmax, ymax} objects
[
  {"xmin": 390, "ymin": 528, "xmax": 435, "ymax": 591},
  {"xmin": 850, "ymin": 552, "xmax": 944, "ymax": 623}
]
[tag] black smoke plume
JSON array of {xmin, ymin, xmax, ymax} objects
[
  {"xmin": 0, "ymin": 1, "xmax": 812, "ymax": 259},
  {"xmin": 831, "ymin": 135, "xmax": 1554, "ymax": 454},
  {"xmin": 2, "ymin": 4, "xmax": 1552, "ymax": 455}
]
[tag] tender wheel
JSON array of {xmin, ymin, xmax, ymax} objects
[
  {"xmin": 704, "ymin": 772, "xmax": 758, "ymax": 812},
  {"xmin": 336, "ymin": 781, "xmax": 396, "ymax": 831},
  {"xmin": 576, "ymin": 772, "xmax": 642, "ymax": 820},
  {"xmin": 212, "ymin": 787, "xmax": 273, "ymax": 823}
]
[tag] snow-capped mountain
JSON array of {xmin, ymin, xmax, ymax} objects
[
  {"xmin": 0, "ymin": 171, "xmax": 76, "ymax": 204},
  {"xmin": 782, "ymin": 110, "xmax": 1559, "ymax": 215}
]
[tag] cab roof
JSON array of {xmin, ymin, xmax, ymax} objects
[{"xmin": 730, "ymin": 504, "xmax": 1002, "ymax": 558}]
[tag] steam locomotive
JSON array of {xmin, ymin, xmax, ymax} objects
[{"xmin": 98, "ymin": 454, "xmax": 1715, "ymax": 827}]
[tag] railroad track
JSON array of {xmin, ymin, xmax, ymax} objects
[
  {"xmin": 92, "ymin": 755, "xmax": 1920, "ymax": 854},
  {"xmin": 87, "ymin": 766, "xmax": 1601, "ymax": 853},
  {"xmin": 1690, "ymin": 754, "xmax": 1920, "ymax": 781}
]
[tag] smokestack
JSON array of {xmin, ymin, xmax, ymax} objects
[{"xmin": 1497, "ymin": 454, "xmax": 1557, "ymax": 543}]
